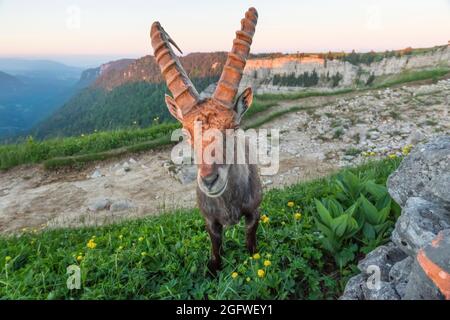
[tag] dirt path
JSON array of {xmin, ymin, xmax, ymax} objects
[{"xmin": 0, "ymin": 79, "xmax": 448, "ymax": 234}]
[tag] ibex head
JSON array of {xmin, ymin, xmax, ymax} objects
[{"xmin": 151, "ymin": 8, "xmax": 258, "ymax": 197}]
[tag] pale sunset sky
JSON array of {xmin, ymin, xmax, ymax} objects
[{"xmin": 0, "ymin": 0, "xmax": 449, "ymax": 67}]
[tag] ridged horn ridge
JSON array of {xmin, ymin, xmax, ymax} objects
[
  {"xmin": 213, "ymin": 7, "xmax": 258, "ymax": 107},
  {"xmin": 150, "ymin": 22, "xmax": 199, "ymax": 114}
]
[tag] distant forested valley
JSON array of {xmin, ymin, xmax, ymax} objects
[
  {"xmin": 0, "ymin": 59, "xmax": 83, "ymax": 142},
  {"xmin": 32, "ymin": 76, "xmax": 219, "ymax": 139}
]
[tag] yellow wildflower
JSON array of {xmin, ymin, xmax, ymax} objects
[
  {"xmin": 253, "ymin": 253, "xmax": 261, "ymax": 260},
  {"xmin": 388, "ymin": 154, "xmax": 397, "ymax": 159},
  {"xmin": 362, "ymin": 151, "xmax": 368, "ymax": 157},
  {"xmin": 287, "ymin": 201, "xmax": 295, "ymax": 208},
  {"xmin": 402, "ymin": 144, "xmax": 413, "ymax": 156},
  {"xmin": 369, "ymin": 151, "xmax": 376, "ymax": 156},
  {"xmin": 138, "ymin": 236, "xmax": 144, "ymax": 242},
  {"xmin": 231, "ymin": 272, "xmax": 238, "ymax": 279},
  {"xmin": 5, "ymin": 256, "xmax": 11, "ymax": 263},
  {"xmin": 257, "ymin": 269, "xmax": 266, "ymax": 278},
  {"xmin": 261, "ymin": 214, "xmax": 270, "ymax": 224},
  {"xmin": 86, "ymin": 239, "xmax": 97, "ymax": 249},
  {"xmin": 76, "ymin": 255, "xmax": 83, "ymax": 262},
  {"xmin": 141, "ymin": 252, "xmax": 147, "ymax": 257},
  {"xmin": 246, "ymin": 277, "xmax": 251, "ymax": 282},
  {"xmin": 294, "ymin": 212, "xmax": 302, "ymax": 220},
  {"xmin": 118, "ymin": 234, "xmax": 123, "ymax": 240},
  {"xmin": 264, "ymin": 260, "xmax": 272, "ymax": 267}
]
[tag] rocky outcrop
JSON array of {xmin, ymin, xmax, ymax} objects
[
  {"xmin": 240, "ymin": 46, "xmax": 450, "ymax": 94},
  {"xmin": 341, "ymin": 135, "xmax": 450, "ymax": 300},
  {"xmin": 403, "ymin": 229, "xmax": 450, "ymax": 299},
  {"xmin": 79, "ymin": 59, "xmax": 135, "ymax": 89},
  {"xmin": 387, "ymin": 135, "xmax": 450, "ymax": 209},
  {"xmin": 391, "ymin": 197, "xmax": 450, "ymax": 256}
]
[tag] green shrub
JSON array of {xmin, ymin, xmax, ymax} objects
[
  {"xmin": 311, "ymin": 168, "xmax": 402, "ymax": 268},
  {"xmin": 313, "ymin": 199, "xmax": 359, "ymax": 268}
]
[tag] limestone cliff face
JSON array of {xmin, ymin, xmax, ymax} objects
[
  {"xmin": 360, "ymin": 47, "xmax": 450, "ymax": 76},
  {"xmin": 86, "ymin": 46, "xmax": 450, "ymax": 93},
  {"xmin": 240, "ymin": 46, "xmax": 450, "ymax": 94}
]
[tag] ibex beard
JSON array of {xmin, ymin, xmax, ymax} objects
[{"xmin": 151, "ymin": 7, "xmax": 262, "ymax": 274}]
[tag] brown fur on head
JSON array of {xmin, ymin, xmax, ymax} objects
[
  {"xmin": 151, "ymin": 8, "xmax": 257, "ymax": 196},
  {"xmin": 165, "ymin": 88, "xmax": 253, "ymax": 188},
  {"xmin": 166, "ymin": 97, "xmax": 237, "ymax": 138}
]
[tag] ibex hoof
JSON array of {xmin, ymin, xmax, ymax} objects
[
  {"xmin": 207, "ymin": 259, "xmax": 222, "ymax": 276},
  {"xmin": 247, "ymin": 243, "xmax": 257, "ymax": 255}
]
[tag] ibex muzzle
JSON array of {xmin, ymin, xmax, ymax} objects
[{"xmin": 151, "ymin": 7, "xmax": 262, "ymax": 274}]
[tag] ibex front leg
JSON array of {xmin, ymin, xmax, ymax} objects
[
  {"xmin": 245, "ymin": 210, "xmax": 260, "ymax": 255},
  {"xmin": 205, "ymin": 221, "xmax": 223, "ymax": 275}
]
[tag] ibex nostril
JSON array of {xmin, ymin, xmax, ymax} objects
[{"xmin": 202, "ymin": 173, "xmax": 219, "ymax": 189}]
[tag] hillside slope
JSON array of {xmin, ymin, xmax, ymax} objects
[
  {"xmin": 32, "ymin": 53, "xmax": 228, "ymax": 138},
  {"xmin": 0, "ymin": 58, "xmax": 82, "ymax": 81},
  {"xmin": 0, "ymin": 71, "xmax": 23, "ymax": 92}
]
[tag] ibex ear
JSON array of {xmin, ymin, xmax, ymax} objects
[
  {"xmin": 234, "ymin": 87, "xmax": 253, "ymax": 123},
  {"xmin": 165, "ymin": 94, "xmax": 183, "ymax": 122}
]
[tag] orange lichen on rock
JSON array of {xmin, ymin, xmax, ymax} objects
[{"xmin": 417, "ymin": 249, "xmax": 450, "ymax": 300}]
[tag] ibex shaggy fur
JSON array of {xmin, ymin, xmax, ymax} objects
[{"xmin": 150, "ymin": 7, "xmax": 262, "ymax": 273}]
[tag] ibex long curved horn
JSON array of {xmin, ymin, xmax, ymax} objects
[
  {"xmin": 150, "ymin": 22, "xmax": 199, "ymax": 115},
  {"xmin": 213, "ymin": 7, "xmax": 258, "ymax": 107}
]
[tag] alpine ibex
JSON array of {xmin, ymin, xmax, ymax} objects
[{"xmin": 150, "ymin": 7, "xmax": 262, "ymax": 273}]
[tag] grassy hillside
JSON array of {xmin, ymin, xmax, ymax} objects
[
  {"xmin": 0, "ymin": 123, "xmax": 180, "ymax": 170},
  {"xmin": 0, "ymin": 158, "xmax": 401, "ymax": 299}
]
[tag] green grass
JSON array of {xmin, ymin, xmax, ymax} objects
[
  {"xmin": 344, "ymin": 147, "xmax": 361, "ymax": 157},
  {"xmin": 372, "ymin": 68, "xmax": 450, "ymax": 88},
  {"xmin": 243, "ymin": 98, "xmax": 279, "ymax": 118},
  {"xmin": 0, "ymin": 158, "xmax": 401, "ymax": 300},
  {"xmin": 0, "ymin": 123, "xmax": 180, "ymax": 170},
  {"xmin": 43, "ymin": 135, "xmax": 174, "ymax": 170},
  {"xmin": 255, "ymin": 88, "xmax": 354, "ymax": 102},
  {"xmin": 244, "ymin": 106, "xmax": 304, "ymax": 129}
]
